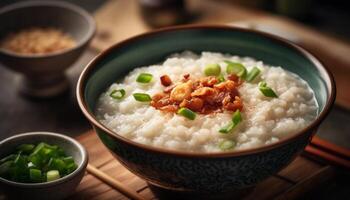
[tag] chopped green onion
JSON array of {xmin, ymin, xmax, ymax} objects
[
  {"xmin": 65, "ymin": 163, "xmax": 78, "ymax": 174},
  {"xmin": 17, "ymin": 144, "xmax": 35, "ymax": 154},
  {"xmin": 177, "ymin": 108, "xmax": 196, "ymax": 120},
  {"xmin": 246, "ymin": 67, "xmax": 261, "ymax": 82},
  {"xmin": 232, "ymin": 109, "xmax": 242, "ymax": 125},
  {"xmin": 136, "ymin": 73, "xmax": 153, "ymax": 83},
  {"xmin": 30, "ymin": 142, "xmax": 45, "ymax": 156},
  {"xmin": 219, "ymin": 121, "xmax": 235, "ymax": 133},
  {"xmin": 29, "ymin": 169, "xmax": 42, "ymax": 182},
  {"xmin": 217, "ymin": 74, "xmax": 225, "ymax": 83},
  {"xmin": 29, "ymin": 154, "xmax": 43, "ymax": 168},
  {"xmin": 225, "ymin": 61, "xmax": 247, "ymax": 79},
  {"xmin": 219, "ymin": 140, "xmax": 236, "ymax": 150},
  {"xmin": 0, "ymin": 155, "xmax": 16, "ymax": 164},
  {"xmin": 219, "ymin": 110, "xmax": 242, "ymax": 134},
  {"xmin": 27, "ymin": 162, "xmax": 35, "ymax": 168},
  {"xmin": 47, "ymin": 170, "xmax": 60, "ymax": 182},
  {"xmin": 133, "ymin": 93, "xmax": 152, "ymax": 102},
  {"xmin": 63, "ymin": 156, "xmax": 75, "ymax": 165},
  {"xmin": 0, "ymin": 142, "xmax": 78, "ymax": 183},
  {"xmin": 110, "ymin": 89, "xmax": 126, "ymax": 100},
  {"xmin": 52, "ymin": 158, "xmax": 65, "ymax": 174},
  {"xmin": 259, "ymin": 81, "xmax": 278, "ymax": 97},
  {"xmin": 204, "ymin": 64, "xmax": 221, "ymax": 76},
  {"xmin": 0, "ymin": 161, "xmax": 13, "ymax": 176}
]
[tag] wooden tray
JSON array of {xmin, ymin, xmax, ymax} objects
[{"xmin": 67, "ymin": 131, "xmax": 336, "ymax": 200}]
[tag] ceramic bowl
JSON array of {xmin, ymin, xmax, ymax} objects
[
  {"xmin": 77, "ymin": 25, "xmax": 335, "ymax": 194},
  {"xmin": 0, "ymin": 132, "xmax": 88, "ymax": 200},
  {"xmin": 0, "ymin": 1, "xmax": 95, "ymax": 97}
]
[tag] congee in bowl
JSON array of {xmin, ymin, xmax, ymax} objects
[
  {"xmin": 77, "ymin": 25, "xmax": 335, "ymax": 193},
  {"xmin": 96, "ymin": 51, "xmax": 318, "ymax": 153}
]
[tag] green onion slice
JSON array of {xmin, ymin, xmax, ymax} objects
[
  {"xmin": 259, "ymin": 81, "xmax": 278, "ymax": 97},
  {"xmin": 232, "ymin": 109, "xmax": 242, "ymax": 125},
  {"xmin": 66, "ymin": 163, "xmax": 78, "ymax": 174},
  {"xmin": 0, "ymin": 155, "xmax": 16, "ymax": 164},
  {"xmin": 217, "ymin": 74, "xmax": 225, "ymax": 83},
  {"xmin": 219, "ymin": 140, "xmax": 236, "ymax": 150},
  {"xmin": 17, "ymin": 144, "xmax": 35, "ymax": 154},
  {"xmin": 63, "ymin": 156, "xmax": 75, "ymax": 165},
  {"xmin": 204, "ymin": 64, "xmax": 221, "ymax": 76},
  {"xmin": 136, "ymin": 73, "xmax": 153, "ymax": 83},
  {"xmin": 29, "ymin": 169, "xmax": 42, "ymax": 182},
  {"xmin": 219, "ymin": 122, "xmax": 235, "ymax": 133},
  {"xmin": 110, "ymin": 89, "xmax": 126, "ymax": 100},
  {"xmin": 133, "ymin": 93, "xmax": 152, "ymax": 102},
  {"xmin": 30, "ymin": 142, "xmax": 45, "ymax": 156},
  {"xmin": 177, "ymin": 108, "xmax": 196, "ymax": 120},
  {"xmin": 0, "ymin": 161, "xmax": 13, "ymax": 176},
  {"xmin": 219, "ymin": 110, "xmax": 242, "ymax": 134},
  {"xmin": 225, "ymin": 61, "xmax": 247, "ymax": 79},
  {"xmin": 47, "ymin": 170, "xmax": 60, "ymax": 182},
  {"xmin": 246, "ymin": 67, "xmax": 261, "ymax": 82}
]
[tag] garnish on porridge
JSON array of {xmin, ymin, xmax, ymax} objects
[
  {"xmin": 150, "ymin": 74, "xmax": 243, "ymax": 114},
  {"xmin": 133, "ymin": 93, "xmax": 152, "ymax": 102},
  {"xmin": 110, "ymin": 89, "xmax": 126, "ymax": 100}
]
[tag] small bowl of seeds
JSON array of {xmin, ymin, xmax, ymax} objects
[{"xmin": 0, "ymin": 1, "xmax": 95, "ymax": 97}]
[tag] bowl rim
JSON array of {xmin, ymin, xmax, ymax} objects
[
  {"xmin": 0, "ymin": 0, "xmax": 96, "ymax": 58},
  {"xmin": 77, "ymin": 24, "xmax": 336, "ymax": 158},
  {"xmin": 0, "ymin": 131, "xmax": 88, "ymax": 187}
]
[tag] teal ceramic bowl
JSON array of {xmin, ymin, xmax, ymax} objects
[{"xmin": 77, "ymin": 25, "xmax": 335, "ymax": 194}]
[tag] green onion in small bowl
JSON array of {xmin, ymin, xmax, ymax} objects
[
  {"xmin": 0, "ymin": 132, "xmax": 88, "ymax": 200},
  {"xmin": 0, "ymin": 142, "xmax": 78, "ymax": 183}
]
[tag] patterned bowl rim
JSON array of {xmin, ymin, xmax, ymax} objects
[{"xmin": 77, "ymin": 24, "xmax": 336, "ymax": 158}]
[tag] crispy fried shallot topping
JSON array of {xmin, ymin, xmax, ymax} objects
[
  {"xmin": 151, "ymin": 74, "xmax": 243, "ymax": 114},
  {"xmin": 160, "ymin": 75, "xmax": 172, "ymax": 86}
]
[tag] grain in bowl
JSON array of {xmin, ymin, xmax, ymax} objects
[
  {"xmin": 0, "ymin": 27, "xmax": 76, "ymax": 55},
  {"xmin": 95, "ymin": 51, "xmax": 318, "ymax": 153}
]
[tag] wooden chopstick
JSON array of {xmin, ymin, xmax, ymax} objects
[
  {"xmin": 86, "ymin": 164, "xmax": 146, "ymax": 200},
  {"xmin": 304, "ymin": 145, "xmax": 350, "ymax": 169},
  {"xmin": 310, "ymin": 136, "xmax": 350, "ymax": 160}
]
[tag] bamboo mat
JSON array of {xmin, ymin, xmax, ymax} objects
[{"xmin": 66, "ymin": 130, "xmax": 336, "ymax": 200}]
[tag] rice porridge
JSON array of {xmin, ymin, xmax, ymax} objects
[{"xmin": 95, "ymin": 51, "xmax": 318, "ymax": 153}]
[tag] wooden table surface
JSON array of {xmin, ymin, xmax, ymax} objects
[
  {"xmin": 64, "ymin": 131, "xmax": 341, "ymax": 200},
  {"xmin": 0, "ymin": 0, "xmax": 349, "ymax": 199}
]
